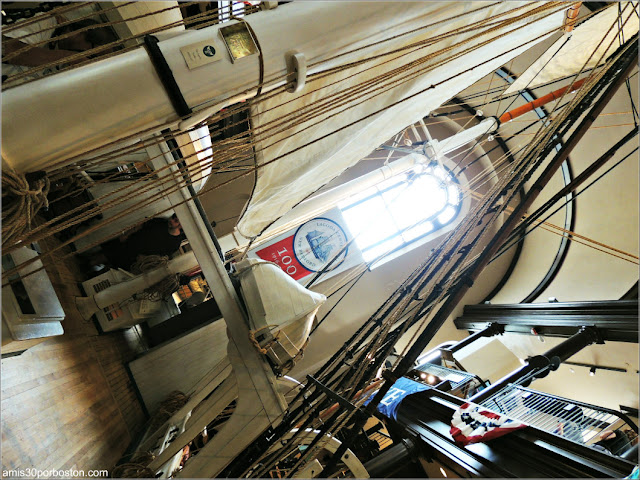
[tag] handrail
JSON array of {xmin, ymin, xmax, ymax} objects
[{"xmin": 494, "ymin": 384, "xmax": 638, "ymax": 432}]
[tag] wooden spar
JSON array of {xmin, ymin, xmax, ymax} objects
[
  {"xmin": 564, "ymin": 2, "xmax": 582, "ymax": 33},
  {"xmin": 499, "ymin": 77, "xmax": 587, "ymax": 123}
]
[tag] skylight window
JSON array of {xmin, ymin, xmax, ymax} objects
[{"xmin": 339, "ymin": 164, "xmax": 461, "ymax": 263}]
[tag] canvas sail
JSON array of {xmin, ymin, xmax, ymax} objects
[
  {"xmin": 504, "ymin": 2, "xmax": 639, "ymax": 95},
  {"xmin": 235, "ymin": 2, "xmax": 567, "ymax": 239}
]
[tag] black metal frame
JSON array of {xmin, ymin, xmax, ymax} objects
[
  {"xmin": 454, "ymin": 300, "xmax": 639, "ymax": 343},
  {"xmin": 394, "ymin": 388, "xmax": 637, "ymax": 478}
]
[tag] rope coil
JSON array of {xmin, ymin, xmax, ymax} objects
[
  {"xmin": 131, "ymin": 254, "xmax": 180, "ymax": 301},
  {"xmin": 1, "ymin": 168, "xmax": 50, "ymax": 249}
]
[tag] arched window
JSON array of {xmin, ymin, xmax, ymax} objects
[{"xmin": 339, "ymin": 163, "xmax": 462, "ymax": 264}]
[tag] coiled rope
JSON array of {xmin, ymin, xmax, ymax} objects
[
  {"xmin": 130, "ymin": 254, "xmax": 180, "ymax": 301},
  {"xmin": 1, "ymin": 168, "xmax": 50, "ymax": 248}
]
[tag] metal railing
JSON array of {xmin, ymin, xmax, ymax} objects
[
  {"xmin": 479, "ymin": 384, "xmax": 639, "ymax": 457},
  {"xmin": 410, "ymin": 363, "xmax": 485, "ymax": 399}
]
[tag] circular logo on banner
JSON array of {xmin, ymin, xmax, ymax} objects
[
  {"xmin": 293, "ymin": 218, "xmax": 349, "ymax": 272},
  {"xmin": 202, "ymin": 45, "xmax": 216, "ymax": 57}
]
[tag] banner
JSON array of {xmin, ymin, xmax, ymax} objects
[
  {"xmin": 364, "ymin": 377, "xmax": 430, "ymax": 420},
  {"xmin": 250, "ymin": 208, "xmax": 363, "ymax": 283},
  {"xmin": 450, "ymin": 402, "xmax": 528, "ymax": 446}
]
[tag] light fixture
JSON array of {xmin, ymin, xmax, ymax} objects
[
  {"xmin": 589, "ymin": 367, "xmax": 596, "ymax": 376},
  {"xmin": 419, "ymin": 372, "xmax": 428, "ymax": 380},
  {"xmin": 427, "ymin": 374, "xmax": 437, "ymax": 384},
  {"xmin": 439, "ymin": 467, "xmax": 448, "ymax": 477}
]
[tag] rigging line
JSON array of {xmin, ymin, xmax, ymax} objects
[
  {"xmin": 624, "ymin": 76, "xmax": 639, "ymax": 126},
  {"xmin": 465, "ymin": 161, "xmax": 640, "ymax": 262},
  {"xmin": 305, "ymin": 1, "xmax": 525, "ymax": 69},
  {"xmin": 496, "ymin": 58, "xmax": 515, "ymax": 116},
  {"xmin": 496, "ymin": 34, "xmax": 571, "ymax": 119},
  {"xmin": 617, "ymin": 4, "xmax": 640, "ymax": 128},
  {"xmin": 252, "ymin": 16, "xmax": 572, "ymax": 178},
  {"xmin": 251, "ymin": 3, "xmax": 569, "ymax": 124},
  {"xmin": 511, "ymin": 123, "xmax": 638, "ymax": 133},
  {"xmin": 459, "ymin": 113, "xmax": 548, "ymax": 176},
  {"xmin": 497, "ymin": 110, "xmax": 635, "ymax": 120},
  {"xmin": 20, "ymin": 4, "xmax": 560, "ymax": 173},
  {"xmin": 490, "ymin": 146, "xmax": 639, "ymax": 266},
  {"xmin": 582, "ymin": 123, "xmax": 638, "ymax": 129},
  {"xmin": 244, "ymin": 22, "xmax": 573, "ymax": 240},
  {"xmin": 12, "ymin": 127, "xmax": 221, "ymax": 244},
  {"xmin": 310, "ymin": 269, "xmax": 369, "ymax": 337},
  {"xmin": 256, "ymin": 51, "xmax": 632, "ymax": 476},
  {"xmin": 1, "ymin": 2, "xmax": 94, "ymax": 33},
  {"xmin": 497, "ymin": 2, "xmax": 629, "ymax": 119},
  {"xmin": 446, "ymin": 67, "xmax": 597, "ymax": 107},
  {"xmin": 2, "ymin": 1, "xmax": 224, "ymax": 88},
  {"xmin": 537, "ymin": 224, "xmax": 639, "ymax": 264},
  {"xmin": 451, "ymin": 116, "xmax": 489, "ymax": 171},
  {"xmin": 3, "ymin": 0, "xmax": 206, "ymax": 60}
]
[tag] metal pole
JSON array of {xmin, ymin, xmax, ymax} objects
[
  {"xmin": 470, "ymin": 327, "xmax": 601, "ymax": 403},
  {"xmin": 442, "ymin": 322, "xmax": 505, "ymax": 356}
]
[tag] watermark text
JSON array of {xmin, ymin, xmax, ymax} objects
[{"xmin": 2, "ymin": 468, "xmax": 109, "ymax": 479}]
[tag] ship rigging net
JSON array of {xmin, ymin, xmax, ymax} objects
[{"xmin": 1, "ymin": 2, "xmax": 638, "ymax": 478}]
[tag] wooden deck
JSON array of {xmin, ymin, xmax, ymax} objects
[{"xmin": 1, "ymin": 244, "xmax": 148, "ymax": 475}]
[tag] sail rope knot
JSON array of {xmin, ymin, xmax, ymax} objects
[{"xmin": 1, "ymin": 168, "xmax": 50, "ymax": 248}]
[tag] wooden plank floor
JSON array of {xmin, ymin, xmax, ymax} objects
[{"xmin": 1, "ymin": 241, "xmax": 148, "ymax": 475}]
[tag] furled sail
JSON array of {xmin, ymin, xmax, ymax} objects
[
  {"xmin": 504, "ymin": 2, "xmax": 639, "ymax": 95},
  {"xmin": 235, "ymin": 2, "xmax": 567, "ymax": 239}
]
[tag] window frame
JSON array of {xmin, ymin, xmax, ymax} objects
[{"xmin": 339, "ymin": 162, "xmax": 467, "ymax": 269}]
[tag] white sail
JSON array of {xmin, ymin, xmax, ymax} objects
[
  {"xmin": 235, "ymin": 2, "xmax": 567, "ymax": 239},
  {"xmin": 504, "ymin": 2, "xmax": 639, "ymax": 95}
]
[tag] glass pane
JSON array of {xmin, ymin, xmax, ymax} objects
[
  {"xmin": 438, "ymin": 206, "xmax": 457, "ymax": 224},
  {"xmin": 377, "ymin": 175, "xmax": 406, "ymax": 192},
  {"xmin": 339, "ymin": 186, "xmax": 378, "ymax": 208},
  {"xmin": 403, "ymin": 221, "xmax": 433, "ymax": 241},
  {"xmin": 362, "ymin": 235, "xmax": 404, "ymax": 262},
  {"xmin": 341, "ymin": 196, "xmax": 398, "ymax": 250},
  {"xmin": 447, "ymin": 185, "xmax": 461, "ymax": 205},
  {"xmin": 432, "ymin": 166, "xmax": 448, "ymax": 180},
  {"xmin": 383, "ymin": 174, "xmax": 446, "ymax": 231}
]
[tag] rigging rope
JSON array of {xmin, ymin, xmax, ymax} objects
[{"xmin": 1, "ymin": 167, "xmax": 50, "ymax": 249}]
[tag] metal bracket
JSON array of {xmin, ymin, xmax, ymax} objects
[
  {"xmin": 285, "ymin": 51, "xmax": 307, "ymax": 94},
  {"xmin": 143, "ymin": 35, "xmax": 192, "ymax": 118}
]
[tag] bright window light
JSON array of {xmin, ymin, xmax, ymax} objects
[{"xmin": 339, "ymin": 164, "xmax": 461, "ymax": 263}]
